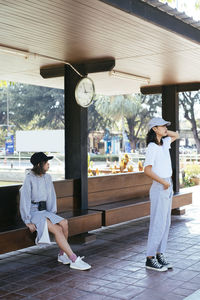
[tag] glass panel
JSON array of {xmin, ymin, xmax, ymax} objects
[
  {"xmin": 179, "ymin": 91, "xmax": 200, "ymax": 188},
  {"xmin": 88, "ymin": 93, "xmax": 162, "ymax": 176},
  {"xmin": 0, "ymin": 82, "xmax": 64, "ymax": 186}
]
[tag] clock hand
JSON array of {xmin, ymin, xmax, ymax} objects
[{"xmin": 83, "ymin": 83, "xmax": 88, "ymax": 93}]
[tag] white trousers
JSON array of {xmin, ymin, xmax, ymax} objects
[{"xmin": 146, "ymin": 178, "xmax": 173, "ymax": 257}]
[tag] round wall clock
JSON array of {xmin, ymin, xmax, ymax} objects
[{"xmin": 75, "ymin": 77, "xmax": 95, "ymax": 107}]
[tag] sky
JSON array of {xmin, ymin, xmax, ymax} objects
[{"xmin": 160, "ymin": 0, "xmax": 200, "ymax": 21}]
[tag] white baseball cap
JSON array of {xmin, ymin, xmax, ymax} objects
[{"xmin": 148, "ymin": 117, "xmax": 171, "ymax": 131}]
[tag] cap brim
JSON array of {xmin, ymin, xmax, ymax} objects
[
  {"xmin": 47, "ymin": 156, "xmax": 53, "ymax": 160},
  {"xmin": 148, "ymin": 121, "xmax": 171, "ymax": 130},
  {"xmin": 164, "ymin": 121, "xmax": 171, "ymax": 127}
]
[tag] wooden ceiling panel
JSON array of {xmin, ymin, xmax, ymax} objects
[{"xmin": 0, "ymin": 0, "xmax": 200, "ymax": 94}]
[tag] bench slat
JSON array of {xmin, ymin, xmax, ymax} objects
[
  {"xmin": 89, "ymin": 185, "xmax": 151, "ymax": 206},
  {"xmin": 89, "ymin": 191, "xmax": 192, "ymax": 226},
  {"xmin": 54, "ymin": 179, "xmax": 74, "ymax": 198},
  {"xmin": 88, "ymin": 172, "xmax": 152, "ymax": 193}
]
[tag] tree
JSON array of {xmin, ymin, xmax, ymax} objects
[
  {"xmin": 8, "ymin": 84, "xmax": 64, "ymax": 129},
  {"xmin": 95, "ymin": 94, "xmax": 161, "ymax": 150},
  {"xmin": 179, "ymin": 91, "xmax": 200, "ymax": 153},
  {"xmin": 0, "ymin": 83, "xmax": 65, "ymax": 131},
  {"xmin": 88, "ymin": 100, "xmax": 112, "ymax": 134},
  {"xmin": 0, "ymin": 83, "xmax": 65, "ymax": 146},
  {"xmin": 126, "ymin": 94, "xmax": 161, "ymax": 149}
]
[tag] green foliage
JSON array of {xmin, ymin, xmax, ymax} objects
[
  {"xmin": 0, "ymin": 83, "xmax": 65, "ymax": 146},
  {"xmin": 0, "ymin": 83, "xmax": 64, "ymax": 131},
  {"xmin": 94, "ymin": 93, "xmax": 161, "ymax": 149},
  {"xmin": 159, "ymin": 0, "xmax": 200, "ymax": 12},
  {"xmin": 179, "ymin": 91, "xmax": 200, "ymax": 153},
  {"xmin": 195, "ymin": 0, "xmax": 200, "ymax": 10},
  {"xmin": 8, "ymin": 84, "xmax": 64, "ymax": 129},
  {"xmin": 159, "ymin": 0, "xmax": 174, "ymax": 3},
  {"xmin": 184, "ymin": 164, "xmax": 200, "ymax": 179},
  {"xmin": 88, "ymin": 100, "xmax": 112, "ymax": 133},
  {"xmin": 95, "ymin": 94, "xmax": 141, "ymax": 121},
  {"xmin": 183, "ymin": 175, "xmax": 195, "ymax": 188}
]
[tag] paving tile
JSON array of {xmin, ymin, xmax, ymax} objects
[
  {"xmin": 76, "ymin": 283, "xmax": 100, "ymax": 292},
  {"xmin": 0, "ymin": 293, "xmax": 26, "ymax": 299},
  {"xmin": 108, "ymin": 270, "xmax": 133, "ymax": 277},
  {"xmin": 172, "ymin": 287, "xmax": 194, "ymax": 297},
  {"xmin": 111, "ymin": 286, "xmax": 145, "ymax": 299},
  {"xmin": 173, "ymin": 259, "xmax": 197, "ymax": 269},
  {"xmin": 118, "ymin": 276, "xmax": 140, "ymax": 284},
  {"xmin": 121, "ymin": 265, "xmax": 142, "ymax": 272},
  {"xmin": 105, "ymin": 281, "xmax": 129, "ymax": 290},
  {"xmin": 126, "ymin": 271, "xmax": 147, "ymax": 280},
  {"xmin": 82, "ymin": 278, "xmax": 111, "ymax": 287},
  {"xmin": 0, "ymin": 289, "xmax": 10, "ymax": 297},
  {"xmin": 180, "ymin": 281, "xmax": 200, "ymax": 291},
  {"xmin": 188, "ymin": 274, "xmax": 200, "ymax": 284},
  {"xmin": 75, "ymin": 293, "xmax": 105, "ymax": 300},
  {"xmin": 94, "ymin": 286, "xmax": 117, "ymax": 296},
  {"xmin": 161, "ymin": 293, "xmax": 185, "ymax": 300},
  {"xmin": 170, "ymin": 269, "xmax": 199, "ymax": 281},
  {"xmin": 134, "ymin": 276, "xmax": 163, "ymax": 288},
  {"xmin": 99, "ymin": 273, "xmax": 125, "ymax": 282},
  {"xmin": 36, "ymin": 287, "xmax": 85, "ymax": 299},
  {"xmin": 132, "ymin": 290, "xmax": 166, "ymax": 300},
  {"xmin": 14, "ymin": 285, "xmax": 48, "ymax": 297}
]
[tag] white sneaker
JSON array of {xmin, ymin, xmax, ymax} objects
[
  {"xmin": 70, "ymin": 256, "xmax": 91, "ymax": 271},
  {"xmin": 57, "ymin": 253, "xmax": 71, "ymax": 265}
]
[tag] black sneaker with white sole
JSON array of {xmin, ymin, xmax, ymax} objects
[
  {"xmin": 145, "ymin": 257, "xmax": 168, "ymax": 272},
  {"xmin": 156, "ymin": 253, "xmax": 173, "ymax": 269}
]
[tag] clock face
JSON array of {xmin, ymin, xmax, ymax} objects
[{"xmin": 75, "ymin": 77, "xmax": 95, "ymax": 107}]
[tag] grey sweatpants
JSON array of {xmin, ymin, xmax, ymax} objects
[{"xmin": 146, "ymin": 178, "xmax": 173, "ymax": 257}]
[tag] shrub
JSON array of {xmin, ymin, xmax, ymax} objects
[{"xmin": 184, "ymin": 164, "xmax": 200, "ymax": 179}]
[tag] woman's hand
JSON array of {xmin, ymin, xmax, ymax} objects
[
  {"xmin": 144, "ymin": 166, "xmax": 171, "ymax": 190},
  {"xmin": 26, "ymin": 223, "xmax": 36, "ymax": 233},
  {"xmin": 166, "ymin": 130, "xmax": 179, "ymax": 143},
  {"xmin": 162, "ymin": 180, "xmax": 170, "ymax": 190}
]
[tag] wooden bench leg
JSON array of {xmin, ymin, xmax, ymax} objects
[
  {"xmin": 171, "ymin": 208, "xmax": 185, "ymax": 215},
  {"xmin": 69, "ymin": 233, "xmax": 96, "ymax": 244}
]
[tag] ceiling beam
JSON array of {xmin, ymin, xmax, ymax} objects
[
  {"xmin": 141, "ymin": 82, "xmax": 200, "ymax": 94},
  {"xmin": 40, "ymin": 59, "xmax": 115, "ymax": 78}
]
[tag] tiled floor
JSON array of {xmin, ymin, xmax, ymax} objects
[
  {"xmin": 184, "ymin": 289, "xmax": 200, "ymax": 300},
  {"xmin": 1, "ymin": 186, "xmax": 200, "ymax": 300}
]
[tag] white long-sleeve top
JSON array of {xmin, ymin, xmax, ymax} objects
[{"xmin": 20, "ymin": 171, "xmax": 57, "ymax": 224}]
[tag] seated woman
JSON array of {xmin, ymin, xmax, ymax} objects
[{"xmin": 20, "ymin": 152, "xmax": 91, "ymax": 271}]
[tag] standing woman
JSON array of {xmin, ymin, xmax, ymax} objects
[
  {"xmin": 144, "ymin": 117, "xmax": 179, "ymax": 272},
  {"xmin": 20, "ymin": 152, "xmax": 91, "ymax": 271}
]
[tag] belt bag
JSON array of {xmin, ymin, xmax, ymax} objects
[{"xmin": 38, "ymin": 201, "xmax": 47, "ymax": 211}]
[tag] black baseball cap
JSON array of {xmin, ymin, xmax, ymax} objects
[{"xmin": 30, "ymin": 152, "xmax": 53, "ymax": 166}]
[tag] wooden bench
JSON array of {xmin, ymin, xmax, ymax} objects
[
  {"xmin": 0, "ymin": 180, "xmax": 102, "ymax": 254},
  {"xmin": 88, "ymin": 172, "xmax": 193, "ymax": 226},
  {"xmin": 0, "ymin": 172, "xmax": 193, "ymax": 254}
]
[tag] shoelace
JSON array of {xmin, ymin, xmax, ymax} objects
[
  {"xmin": 157, "ymin": 254, "xmax": 168, "ymax": 264},
  {"xmin": 151, "ymin": 258, "xmax": 162, "ymax": 268}
]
